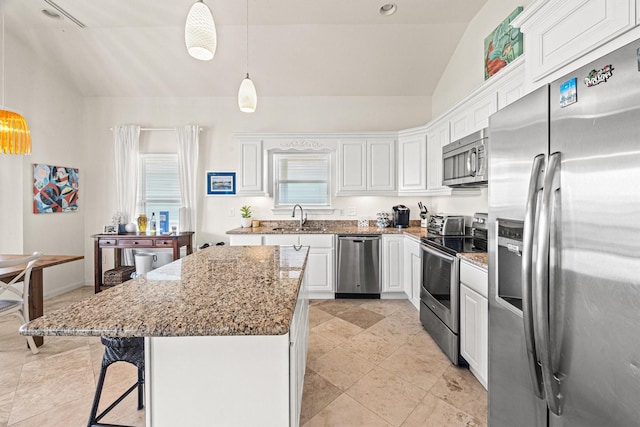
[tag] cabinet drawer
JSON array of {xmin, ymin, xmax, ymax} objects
[
  {"xmin": 121, "ymin": 239, "xmax": 154, "ymax": 247},
  {"xmin": 99, "ymin": 239, "xmax": 118, "ymax": 247},
  {"xmin": 155, "ymin": 239, "xmax": 175, "ymax": 247},
  {"xmin": 299, "ymin": 234, "xmax": 333, "ymax": 248},
  {"xmin": 460, "ymin": 260, "xmax": 488, "ymax": 298}
]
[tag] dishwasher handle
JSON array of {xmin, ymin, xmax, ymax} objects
[{"xmin": 338, "ymin": 235, "xmax": 381, "ymax": 242}]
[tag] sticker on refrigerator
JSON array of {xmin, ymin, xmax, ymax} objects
[
  {"xmin": 584, "ymin": 65, "xmax": 614, "ymax": 87},
  {"xmin": 559, "ymin": 78, "xmax": 577, "ymax": 108}
]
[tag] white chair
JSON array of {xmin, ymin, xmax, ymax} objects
[{"xmin": 0, "ymin": 252, "xmax": 42, "ymax": 354}]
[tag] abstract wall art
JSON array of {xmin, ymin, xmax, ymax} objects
[
  {"xmin": 484, "ymin": 7, "xmax": 524, "ymax": 80},
  {"xmin": 33, "ymin": 163, "xmax": 79, "ymax": 213}
]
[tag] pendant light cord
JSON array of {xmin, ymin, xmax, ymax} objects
[
  {"xmin": 246, "ymin": 0, "xmax": 249, "ymax": 77},
  {"xmin": 2, "ymin": 0, "xmax": 5, "ymax": 107}
]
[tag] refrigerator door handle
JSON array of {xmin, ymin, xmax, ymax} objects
[
  {"xmin": 522, "ymin": 153, "xmax": 546, "ymax": 399},
  {"xmin": 535, "ymin": 151, "xmax": 563, "ymax": 415}
]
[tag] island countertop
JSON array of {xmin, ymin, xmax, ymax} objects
[{"xmin": 21, "ymin": 245, "xmax": 309, "ymax": 338}]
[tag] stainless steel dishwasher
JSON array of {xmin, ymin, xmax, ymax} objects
[{"xmin": 336, "ymin": 235, "xmax": 381, "ymax": 298}]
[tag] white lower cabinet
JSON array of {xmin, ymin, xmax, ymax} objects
[
  {"xmin": 231, "ymin": 233, "xmax": 335, "ymax": 299},
  {"xmin": 403, "ymin": 235, "xmax": 422, "ymax": 309},
  {"xmin": 381, "ymin": 235, "xmax": 404, "ymax": 297},
  {"xmin": 289, "ymin": 292, "xmax": 309, "ymax": 427},
  {"xmin": 299, "ymin": 235, "xmax": 334, "ymax": 298},
  {"xmin": 459, "ymin": 260, "xmax": 488, "ymax": 389}
]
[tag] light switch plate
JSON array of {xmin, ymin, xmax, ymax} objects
[
  {"xmin": 347, "ymin": 207, "xmax": 357, "ymax": 216},
  {"xmin": 229, "ymin": 208, "xmax": 235, "ymax": 217}
]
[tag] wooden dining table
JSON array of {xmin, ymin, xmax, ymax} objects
[{"xmin": 0, "ymin": 254, "xmax": 84, "ymax": 346}]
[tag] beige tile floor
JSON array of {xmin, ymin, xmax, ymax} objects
[{"xmin": 0, "ymin": 288, "xmax": 487, "ymax": 427}]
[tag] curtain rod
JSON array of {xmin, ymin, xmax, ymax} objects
[{"xmin": 109, "ymin": 127, "xmax": 203, "ymax": 132}]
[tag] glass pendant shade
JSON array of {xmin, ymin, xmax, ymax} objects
[
  {"xmin": 238, "ymin": 74, "xmax": 257, "ymax": 113},
  {"xmin": 185, "ymin": 1, "xmax": 217, "ymax": 61},
  {"xmin": 0, "ymin": 109, "xmax": 31, "ymax": 154}
]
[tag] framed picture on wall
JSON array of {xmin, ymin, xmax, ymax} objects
[{"xmin": 206, "ymin": 172, "xmax": 236, "ymax": 195}]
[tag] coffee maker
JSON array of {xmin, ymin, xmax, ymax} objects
[{"xmin": 392, "ymin": 205, "xmax": 410, "ymax": 228}]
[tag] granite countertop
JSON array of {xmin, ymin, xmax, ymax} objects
[
  {"xmin": 227, "ymin": 219, "xmax": 427, "ymax": 240},
  {"xmin": 458, "ymin": 252, "xmax": 488, "ymax": 270},
  {"xmin": 21, "ymin": 245, "xmax": 309, "ymax": 338}
]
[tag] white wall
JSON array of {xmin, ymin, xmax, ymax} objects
[
  {"xmin": 0, "ymin": 31, "xmax": 85, "ymax": 297},
  {"xmin": 431, "ymin": 0, "xmax": 532, "ymax": 116}
]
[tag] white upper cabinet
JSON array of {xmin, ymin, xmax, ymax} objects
[
  {"xmin": 449, "ymin": 91, "xmax": 498, "ymax": 142},
  {"xmin": 426, "ymin": 120, "xmax": 450, "ymax": 194},
  {"xmin": 497, "ymin": 60, "xmax": 526, "ymax": 110},
  {"xmin": 236, "ymin": 139, "xmax": 264, "ymax": 196},
  {"xmin": 514, "ymin": 0, "xmax": 636, "ymax": 83},
  {"xmin": 397, "ymin": 129, "xmax": 428, "ymax": 194},
  {"xmin": 367, "ymin": 140, "xmax": 396, "ymax": 192},
  {"xmin": 338, "ymin": 140, "xmax": 367, "ymax": 192},
  {"xmin": 337, "ymin": 138, "xmax": 396, "ymax": 195}
]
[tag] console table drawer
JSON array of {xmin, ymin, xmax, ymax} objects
[
  {"xmin": 99, "ymin": 239, "xmax": 118, "ymax": 247},
  {"xmin": 121, "ymin": 239, "xmax": 154, "ymax": 247},
  {"xmin": 155, "ymin": 239, "xmax": 175, "ymax": 247}
]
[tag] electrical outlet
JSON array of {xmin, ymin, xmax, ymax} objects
[
  {"xmin": 347, "ymin": 207, "xmax": 357, "ymax": 216},
  {"xmin": 229, "ymin": 208, "xmax": 235, "ymax": 217}
]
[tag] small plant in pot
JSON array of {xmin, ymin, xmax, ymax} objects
[{"xmin": 240, "ymin": 205, "xmax": 252, "ymax": 228}]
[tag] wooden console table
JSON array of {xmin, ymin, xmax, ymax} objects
[{"xmin": 92, "ymin": 232, "xmax": 194, "ymax": 293}]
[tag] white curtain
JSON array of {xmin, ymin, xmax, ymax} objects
[
  {"xmin": 175, "ymin": 125, "xmax": 199, "ymax": 233},
  {"xmin": 114, "ymin": 125, "xmax": 140, "ymax": 265}
]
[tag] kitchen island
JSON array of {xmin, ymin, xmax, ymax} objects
[{"xmin": 21, "ymin": 245, "xmax": 310, "ymax": 427}]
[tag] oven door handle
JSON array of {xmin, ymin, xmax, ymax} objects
[
  {"xmin": 522, "ymin": 153, "xmax": 545, "ymax": 399},
  {"xmin": 421, "ymin": 244, "xmax": 456, "ymax": 262}
]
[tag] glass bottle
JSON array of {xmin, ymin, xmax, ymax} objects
[
  {"xmin": 150, "ymin": 212, "xmax": 157, "ymax": 235},
  {"xmin": 137, "ymin": 214, "xmax": 147, "ymax": 233}
]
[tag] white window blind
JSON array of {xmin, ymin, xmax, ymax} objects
[
  {"xmin": 138, "ymin": 154, "xmax": 181, "ymax": 227},
  {"xmin": 274, "ymin": 153, "xmax": 330, "ymax": 207}
]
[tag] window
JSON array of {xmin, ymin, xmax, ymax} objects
[
  {"xmin": 273, "ymin": 153, "xmax": 330, "ymax": 208},
  {"xmin": 138, "ymin": 154, "xmax": 181, "ymax": 228}
]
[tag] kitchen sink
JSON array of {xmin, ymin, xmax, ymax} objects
[{"xmin": 271, "ymin": 227, "xmax": 328, "ymax": 232}]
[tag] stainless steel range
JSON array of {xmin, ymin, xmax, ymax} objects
[{"xmin": 419, "ymin": 213, "xmax": 486, "ymax": 365}]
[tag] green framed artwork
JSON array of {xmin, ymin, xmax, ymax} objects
[{"xmin": 484, "ymin": 7, "xmax": 524, "ymax": 80}]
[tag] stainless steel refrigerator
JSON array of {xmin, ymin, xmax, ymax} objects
[{"xmin": 488, "ymin": 39, "xmax": 640, "ymax": 426}]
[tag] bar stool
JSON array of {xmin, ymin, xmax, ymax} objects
[{"xmin": 87, "ymin": 337, "xmax": 145, "ymax": 427}]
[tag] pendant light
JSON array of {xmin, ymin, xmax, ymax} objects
[
  {"xmin": 238, "ymin": 0, "xmax": 257, "ymax": 113},
  {"xmin": 185, "ymin": 0, "xmax": 217, "ymax": 61},
  {"xmin": 0, "ymin": 0, "xmax": 31, "ymax": 155}
]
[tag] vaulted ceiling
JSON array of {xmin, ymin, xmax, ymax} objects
[{"xmin": 5, "ymin": 0, "xmax": 487, "ymax": 97}]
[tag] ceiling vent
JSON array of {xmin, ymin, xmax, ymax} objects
[{"xmin": 42, "ymin": 0, "xmax": 86, "ymax": 28}]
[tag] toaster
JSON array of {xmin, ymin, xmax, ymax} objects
[{"xmin": 427, "ymin": 214, "xmax": 465, "ymax": 235}]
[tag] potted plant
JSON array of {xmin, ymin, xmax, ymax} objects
[{"xmin": 240, "ymin": 205, "xmax": 252, "ymax": 228}]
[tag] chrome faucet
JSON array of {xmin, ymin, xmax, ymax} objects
[{"xmin": 291, "ymin": 204, "xmax": 307, "ymax": 228}]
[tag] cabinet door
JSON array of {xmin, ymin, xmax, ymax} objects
[
  {"xmin": 382, "ymin": 235, "xmax": 404, "ymax": 294},
  {"xmin": 497, "ymin": 64, "xmax": 525, "ymax": 111},
  {"xmin": 449, "ymin": 92, "xmax": 497, "ymax": 141},
  {"xmin": 460, "ymin": 284, "xmax": 488, "ymax": 389},
  {"xmin": 367, "ymin": 139, "xmax": 396, "ymax": 192},
  {"xmin": 304, "ymin": 248, "xmax": 335, "ymax": 295},
  {"xmin": 520, "ymin": 0, "xmax": 635, "ymax": 81},
  {"xmin": 237, "ymin": 140, "xmax": 263, "ymax": 195},
  {"xmin": 398, "ymin": 134, "xmax": 427, "ymax": 193},
  {"xmin": 289, "ymin": 297, "xmax": 308, "ymax": 427},
  {"xmin": 264, "ymin": 235, "xmax": 300, "ymax": 246},
  {"xmin": 338, "ymin": 140, "xmax": 367, "ymax": 193},
  {"xmin": 426, "ymin": 122, "xmax": 450, "ymax": 192},
  {"xmin": 403, "ymin": 236, "xmax": 422, "ymax": 309},
  {"xmin": 229, "ymin": 235, "xmax": 263, "ymax": 246}
]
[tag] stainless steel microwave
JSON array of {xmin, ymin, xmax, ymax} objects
[{"xmin": 442, "ymin": 129, "xmax": 488, "ymax": 187}]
